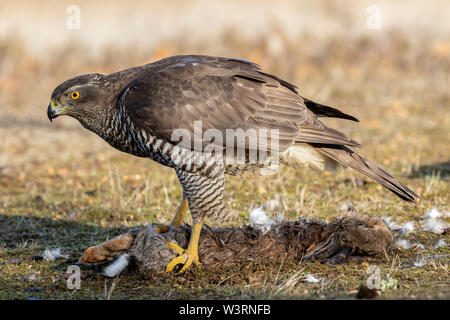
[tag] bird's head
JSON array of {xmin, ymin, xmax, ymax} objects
[{"xmin": 47, "ymin": 73, "xmax": 110, "ymax": 125}]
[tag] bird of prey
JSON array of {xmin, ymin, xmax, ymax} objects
[{"xmin": 47, "ymin": 55, "xmax": 417, "ymax": 272}]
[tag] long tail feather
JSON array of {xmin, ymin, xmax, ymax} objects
[
  {"xmin": 303, "ymin": 98, "xmax": 359, "ymax": 122},
  {"xmin": 312, "ymin": 144, "xmax": 418, "ymax": 202}
]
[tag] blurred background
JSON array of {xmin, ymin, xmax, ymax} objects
[{"xmin": 0, "ymin": 0, "xmax": 449, "ymax": 223}]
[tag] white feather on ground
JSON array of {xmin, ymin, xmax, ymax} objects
[
  {"xmin": 423, "ymin": 218, "xmax": 448, "ymax": 234},
  {"xmin": 395, "ymin": 240, "xmax": 424, "ymax": 250},
  {"xmin": 382, "ymin": 217, "xmax": 415, "ymax": 234},
  {"xmin": 412, "ymin": 254, "xmax": 449, "ymax": 268},
  {"xmin": 413, "ymin": 258, "xmax": 427, "ymax": 268},
  {"xmin": 249, "ymin": 195, "xmax": 286, "ymax": 232},
  {"xmin": 422, "ymin": 208, "xmax": 449, "ymax": 234},
  {"xmin": 401, "ymin": 221, "xmax": 415, "ymax": 234},
  {"xmin": 382, "ymin": 217, "xmax": 402, "ymax": 232},
  {"xmin": 422, "ymin": 207, "xmax": 449, "ymax": 234},
  {"xmin": 102, "ymin": 254, "xmax": 130, "ymax": 277},
  {"xmin": 303, "ymin": 274, "xmax": 321, "ymax": 283},
  {"xmin": 425, "ymin": 207, "xmax": 442, "ymax": 219},
  {"xmin": 43, "ymin": 248, "xmax": 69, "ymax": 261},
  {"xmin": 395, "ymin": 239, "xmax": 412, "ymax": 249},
  {"xmin": 249, "ymin": 207, "xmax": 275, "ymax": 232},
  {"xmin": 433, "ymin": 239, "xmax": 447, "ymax": 248}
]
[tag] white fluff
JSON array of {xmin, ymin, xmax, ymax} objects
[
  {"xmin": 249, "ymin": 207, "xmax": 274, "ymax": 232},
  {"xmin": 395, "ymin": 240, "xmax": 424, "ymax": 250},
  {"xmin": 433, "ymin": 239, "xmax": 447, "ymax": 248},
  {"xmin": 43, "ymin": 248, "xmax": 69, "ymax": 261},
  {"xmin": 395, "ymin": 239, "xmax": 412, "ymax": 249},
  {"xmin": 400, "ymin": 221, "xmax": 415, "ymax": 234},
  {"xmin": 413, "ymin": 258, "xmax": 427, "ymax": 268},
  {"xmin": 382, "ymin": 217, "xmax": 415, "ymax": 234},
  {"xmin": 382, "ymin": 217, "xmax": 402, "ymax": 232},
  {"xmin": 425, "ymin": 207, "xmax": 442, "ymax": 219},
  {"xmin": 249, "ymin": 195, "xmax": 286, "ymax": 232},
  {"xmin": 304, "ymin": 274, "xmax": 321, "ymax": 283},
  {"xmin": 423, "ymin": 218, "xmax": 449, "ymax": 234},
  {"xmin": 102, "ymin": 254, "xmax": 129, "ymax": 277},
  {"xmin": 280, "ymin": 145, "xmax": 338, "ymax": 171},
  {"xmin": 413, "ymin": 254, "xmax": 449, "ymax": 268},
  {"xmin": 422, "ymin": 207, "xmax": 449, "ymax": 234}
]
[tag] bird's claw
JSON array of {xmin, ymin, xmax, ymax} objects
[
  {"xmin": 153, "ymin": 224, "xmax": 172, "ymax": 234},
  {"xmin": 165, "ymin": 241, "xmax": 200, "ymax": 273}
]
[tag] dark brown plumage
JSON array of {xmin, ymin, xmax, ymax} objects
[{"xmin": 48, "ymin": 55, "xmax": 417, "ymax": 272}]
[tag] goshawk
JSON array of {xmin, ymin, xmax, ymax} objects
[{"xmin": 47, "ymin": 55, "xmax": 417, "ymax": 272}]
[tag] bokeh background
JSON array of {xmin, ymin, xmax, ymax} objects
[{"xmin": 0, "ymin": 0, "xmax": 448, "ymax": 299}]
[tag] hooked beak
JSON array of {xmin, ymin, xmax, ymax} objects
[{"xmin": 47, "ymin": 100, "xmax": 71, "ymax": 122}]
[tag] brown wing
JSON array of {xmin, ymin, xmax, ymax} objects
[{"xmin": 120, "ymin": 55, "xmax": 360, "ymax": 153}]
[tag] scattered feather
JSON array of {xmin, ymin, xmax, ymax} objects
[
  {"xmin": 395, "ymin": 240, "xmax": 424, "ymax": 250},
  {"xmin": 102, "ymin": 254, "xmax": 129, "ymax": 277},
  {"xmin": 382, "ymin": 217, "xmax": 414, "ymax": 234},
  {"xmin": 434, "ymin": 239, "xmax": 447, "ymax": 248},
  {"xmin": 249, "ymin": 207, "xmax": 274, "ymax": 232},
  {"xmin": 413, "ymin": 258, "xmax": 426, "ymax": 268},
  {"xmin": 43, "ymin": 248, "xmax": 69, "ymax": 261},
  {"xmin": 411, "ymin": 254, "xmax": 449, "ymax": 268},
  {"xmin": 400, "ymin": 221, "xmax": 415, "ymax": 234},
  {"xmin": 249, "ymin": 195, "xmax": 287, "ymax": 232},
  {"xmin": 382, "ymin": 217, "xmax": 402, "ymax": 232},
  {"xmin": 425, "ymin": 207, "xmax": 442, "ymax": 219},
  {"xmin": 423, "ymin": 217, "xmax": 449, "ymax": 234},
  {"xmin": 304, "ymin": 274, "xmax": 321, "ymax": 283},
  {"xmin": 395, "ymin": 239, "xmax": 412, "ymax": 249}
]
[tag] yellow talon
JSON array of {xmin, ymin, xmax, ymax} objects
[
  {"xmin": 166, "ymin": 241, "xmax": 185, "ymax": 256},
  {"xmin": 165, "ymin": 222, "xmax": 202, "ymax": 273},
  {"xmin": 153, "ymin": 197, "xmax": 189, "ymax": 234},
  {"xmin": 165, "ymin": 253, "xmax": 189, "ymax": 272}
]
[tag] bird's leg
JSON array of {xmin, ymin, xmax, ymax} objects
[
  {"xmin": 171, "ymin": 196, "xmax": 189, "ymax": 226},
  {"xmin": 153, "ymin": 196, "xmax": 189, "ymax": 234},
  {"xmin": 165, "ymin": 220, "xmax": 202, "ymax": 273},
  {"xmin": 165, "ymin": 169, "xmax": 225, "ymax": 273}
]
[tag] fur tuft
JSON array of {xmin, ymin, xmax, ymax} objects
[{"xmin": 102, "ymin": 254, "xmax": 130, "ymax": 277}]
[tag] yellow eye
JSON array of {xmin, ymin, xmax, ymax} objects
[{"xmin": 70, "ymin": 91, "xmax": 80, "ymax": 100}]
